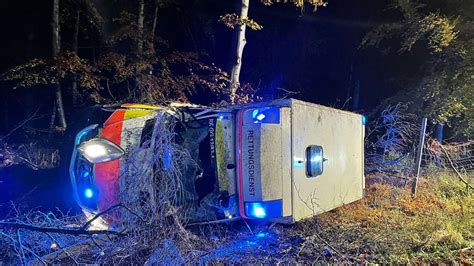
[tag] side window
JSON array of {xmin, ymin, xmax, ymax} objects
[
  {"xmin": 306, "ymin": 145, "xmax": 324, "ymax": 177},
  {"xmin": 139, "ymin": 118, "xmax": 156, "ymax": 148}
]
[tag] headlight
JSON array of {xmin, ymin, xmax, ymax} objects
[{"xmin": 77, "ymin": 138, "xmax": 124, "ymax": 163}]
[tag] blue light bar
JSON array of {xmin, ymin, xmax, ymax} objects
[
  {"xmin": 84, "ymin": 188, "xmax": 94, "ymax": 199},
  {"xmin": 252, "ymin": 109, "xmax": 259, "ymax": 119},
  {"xmin": 245, "ymin": 200, "xmax": 283, "ymax": 219},
  {"xmin": 249, "ymin": 108, "xmax": 281, "ymax": 124},
  {"xmin": 251, "ymin": 203, "xmax": 266, "ymax": 218},
  {"xmin": 362, "ymin": 115, "xmax": 367, "ymax": 125}
]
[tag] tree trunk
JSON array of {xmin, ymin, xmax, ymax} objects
[
  {"xmin": 151, "ymin": 2, "xmax": 159, "ymax": 45},
  {"xmin": 72, "ymin": 9, "xmax": 81, "ymax": 106},
  {"xmin": 1, "ymin": 88, "xmax": 8, "ymax": 133},
  {"xmin": 133, "ymin": 0, "xmax": 146, "ymax": 100},
  {"xmin": 137, "ymin": 0, "xmax": 145, "ymax": 56},
  {"xmin": 52, "ymin": 0, "xmax": 60, "ymax": 57},
  {"xmin": 52, "ymin": 0, "xmax": 67, "ymax": 130},
  {"xmin": 229, "ymin": 0, "xmax": 249, "ymax": 103},
  {"xmin": 54, "ymin": 84, "xmax": 67, "ymax": 130}
]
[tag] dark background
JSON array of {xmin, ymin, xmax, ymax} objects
[{"xmin": 0, "ymin": 0, "xmax": 428, "ymax": 113}]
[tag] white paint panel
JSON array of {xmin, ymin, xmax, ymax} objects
[{"xmin": 290, "ymin": 100, "xmax": 364, "ymax": 222}]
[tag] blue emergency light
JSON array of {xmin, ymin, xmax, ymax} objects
[
  {"xmin": 245, "ymin": 200, "xmax": 283, "ymax": 219},
  {"xmin": 84, "ymin": 188, "xmax": 94, "ymax": 199},
  {"xmin": 251, "ymin": 108, "xmax": 281, "ymax": 124},
  {"xmin": 256, "ymin": 113, "xmax": 266, "ymax": 121},
  {"xmin": 249, "ymin": 203, "xmax": 266, "ymax": 218}
]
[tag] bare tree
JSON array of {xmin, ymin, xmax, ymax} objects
[
  {"xmin": 364, "ymin": 104, "xmax": 418, "ymax": 179},
  {"xmin": 151, "ymin": 1, "xmax": 159, "ymax": 44},
  {"xmin": 229, "ymin": 0, "xmax": 250, "ymax": 103},
  {"xmin": 225, "ymin": 0, "xmax": 328, "ymax": 103},
  {"xmin": 52, "ymin": 0, "xmax": 67, "ymax": 130},
  {"xmin": 71, "ymin": 8, "xmax": 81, "ymax": 106},
  {"xmin": 137, "ymin": 0, "xmax": 145, "ymax": 56}
]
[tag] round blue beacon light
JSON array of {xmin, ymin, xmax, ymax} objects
[{"xmin": 84, "ymin": 188, "xmax": 94, "ymax": 199}]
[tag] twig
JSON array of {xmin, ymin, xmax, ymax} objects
[
  {"xmin": 440, "ymin": 145, "xmax": 474, "ymax": 191},
  {"xmin": 105, "ymin": 79, "xmax": 117, "ymax": 102},
  {"xmin": 16, "ymin": 230, "xmax": 25, "ymax": 265},
  {"xmin": 314, "ymin": 233, "xmax": 345, "ymax": 259},
  {"xmin": 0, "ymin": 108, "xmax": 40, "ymax": 140},
  {"xmin": 268, "ymin": 222, "xmax": 277, "ymax": 230},
  {"xmin": 187, "ymin": 217, "xmax": 241, "ymax": 226},
  {"xmin": 117, "ymin": 204, "xmax": 148, "ymax": 224},
  {"xmin": 81, "ymin": 204, "xmax": 123, "ymax": 230},
  {"xmin": 90, "ymin": 235, "xmax": 104, "ymax": 252},
  {"xmin": 0, "ymin": 222, "xmax": 126, "ymax": 236},
  {"xmin": 340, "ymin": 97, "xmax": 352, "ymax": 110},
  {"xmin": 242, "ymin": 219, "xmax": 253, "ymax": 234},
  {"xmin": 296, "ymin": 239, "xmax": 307, "ymax": 257},
  {"xmin": 456, "ymin": 246, "xmax": 473, "ymax": 253},
  {"xmin": 45, "ymin": 232, "xmax": 79, "ymax": 265},
  {"xmin": 0, "ymin": 231, "xmax": 47, "ymax": 265},
  {"xmin": 39, "ymin": 237, "xmax": 106, "ymax": 263}
]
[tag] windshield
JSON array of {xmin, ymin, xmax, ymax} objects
[{"xmin": 174, "ymin": 111, "xmax": 236, "ymax": 222}]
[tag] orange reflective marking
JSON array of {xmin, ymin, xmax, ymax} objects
[
  {"xmin": 104, "ymin": 109, "xmax": 126, "ymax": 127},
  {"xmin": 94, "ymin": 110, "xmax": 124, "ymax": 211}
]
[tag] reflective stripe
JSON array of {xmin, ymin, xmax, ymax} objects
[
  {"xmin": 123, "ymin": 109, "xmax": 155, "ymax": 120},
  {"xmin": 237, "ymin": 110, "xmax": 248, "ymax": 219},
  {"xmin": 94, "ymin": 110, "xmax": 125, "ymax": 211},
  {"xmin": 95, "ymin": 109, "xmax": 156, "ymax": 212},
  {"xmin": 121, "ymin": 103, "xmax": 160, "ymax": 109},
  {"xmin": 104, "ymin": 109, "xmax": 126, "ymax": 127}
]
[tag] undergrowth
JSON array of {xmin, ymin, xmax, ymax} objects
[
  {"xmin": 289, "ymin": 174, "xmax": 473, "ymax": 264},
  {"xmin": 199, "ymin": 174, "xmax": 473, "ymax": 264}
]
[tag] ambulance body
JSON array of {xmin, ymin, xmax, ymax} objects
[{"xmin": 70, "ymin": 99, "xmax": 365, "ymax": 224}]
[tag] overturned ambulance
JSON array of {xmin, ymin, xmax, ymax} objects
[{"xmin": 70, "ymin": 99, "xmax": 365, "ymax": 224}]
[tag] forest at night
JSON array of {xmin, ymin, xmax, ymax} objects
[{"xmin": 0, "ymin": 0, "xmax": 472, "ymax": 264}]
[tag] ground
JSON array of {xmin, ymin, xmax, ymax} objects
[
  {"xmin": 189, "ymin": 174, "xmax": 473, "ymax": 264},
  {"xmin": 1, "ymin": 172, "xmax": 472, "ymax": 264}
]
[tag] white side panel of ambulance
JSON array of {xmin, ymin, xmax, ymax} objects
[
  {"xmin": 236, "ymin": 99, "xmax": 364, "ymax": 223},
  {"xmin": 289, "ymin": 100, "xmax": 365, "ymax": 222}
]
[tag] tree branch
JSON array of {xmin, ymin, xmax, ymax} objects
[{"xmin": 0, "ymin": 222, "xmax": 126, "ymax": 237}]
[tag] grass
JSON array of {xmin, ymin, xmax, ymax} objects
[
  {"xmin": 289, "ymin": 174, "xmax": 474, "ymax": 264},
  {"xmin": 199, "ymin": 174, "xmax": 473, "ymax": 264}
]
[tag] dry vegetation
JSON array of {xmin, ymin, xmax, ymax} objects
[
  {"xmin": 196, "ymin": 174, "xmax": 473, "ymax": 264},
  {"xmin": 1, "ymin": 107, "xmax": 472, "ymax": 264},
  {"xmin": 1, "ymin": 169, "xmax": 472, "ymax": 264},
  {"xmin": 301, "ymin": 175, "xmax": 473, "ymax": 264}
]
